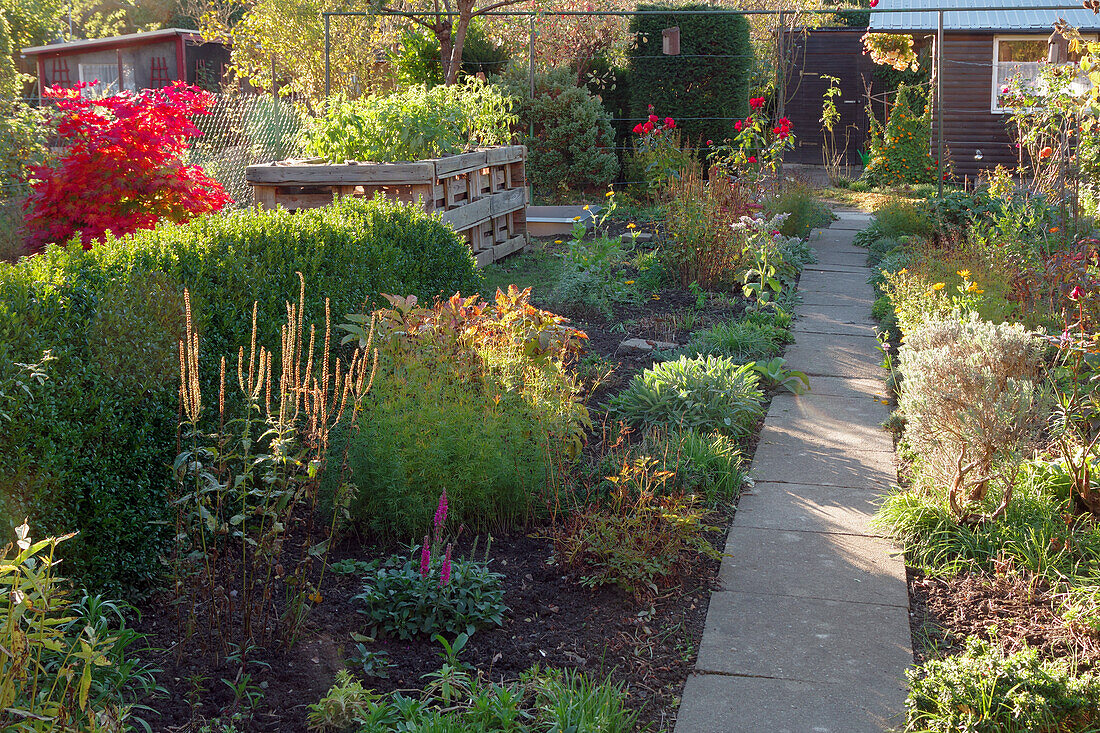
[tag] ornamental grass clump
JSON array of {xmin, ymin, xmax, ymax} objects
[{"xmin": 897, "ymin": 312, "xmax": 1047, "ymax": 523}]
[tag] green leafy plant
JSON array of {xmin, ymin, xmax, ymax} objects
[
  {"xmin": 0, "ymin": 524, "xmax": 160, "ymax": 732},
  {"xmin": 308, "ymin": 665, "xmax": 638, "ymax": 732},
  {"xmin": 766, "ymin": 182, "xmax": 837, "ymax": 238},
  {"xmin": 630, "ymin": 108, "xmax": 693, "ymax": 198},
  {"xmin": 174, "ymin": 275, "xmax": 375, "ymax": 654},
  {"xmin": 304, "ymin": 79, "xmax": 516, "ymax": 163},
  {"xmin": 306, "ymin": 669, "xmax": 381, "ymax": 732},
  {"xmin": 905, "ymin": 635, "xmax": 1100, "ymax": 733},
  {"xmin": 681, "ymin": 318, "xmax": 792, "ymax": 362},
  {"xmin": 348, "ymin": 642, "xmax": 393, "ymax": 679},
  {"xmin": 750, "ymin": 357, "xmax": 810, "ymax": 394},
  {"xmin": 353, "ymin": 544, "xmax": 506, "ymax": 639},
  {"xmin": 819, "ymin": 74, "xmax": 852, "ymax": 185},
  {"xmin": 554, "ymin": 234, "xmax": 636, "ymax": 317},
  {"xmin": 709, "ymin": 96, "xmax": 794, "ymax": 188},
  {"xmin": 607, "ymin": 355, "xmax": 765, "ymax": 438},
  {"xmin": 737, "ymin": 214, "xmax": 793, "ymax": 304},
  {"xmin": 328, "ymin": 287, "xmax": 589, "ymax": 539},
  {"xmin": 556, "ymin": 457, "xmax": 721, "ymax": 597}
]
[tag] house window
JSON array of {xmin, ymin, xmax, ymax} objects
[
  {"xmin": 78, "ymin": 62, "xmax": 136, "ymax": 96},
  {"xmin": 992, "ymin": 34, "xmax": 1096, "ymax": 113}
]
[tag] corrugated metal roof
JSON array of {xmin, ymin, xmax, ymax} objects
[{"xmin": 869, "ymin": 0, "xmax": 1100, "ymax": 32}]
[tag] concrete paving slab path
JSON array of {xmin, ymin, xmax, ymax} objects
[
  {"xmin": 735, "ymin": 481, "xmax": 887, "ymax": 537},
  {"xmin": 674, "ymin": 210, "xmax": 912, "ymax": 733}
]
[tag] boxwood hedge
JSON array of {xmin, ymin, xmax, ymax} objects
[{"xmin": 0, "ymin": 195, "xmax": 480, "ymax": 596}]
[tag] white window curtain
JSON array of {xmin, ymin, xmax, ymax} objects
[{"xmin": 78, "ymin": 62, "xmax": 136, "ymax": 96}]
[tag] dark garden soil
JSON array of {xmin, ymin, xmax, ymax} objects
[
  {"xmin": 907, "ymin": 569, "xmax": 1100, "ymax": 668},
  {"xmin": 136, "ymin": 238, "xmax": 762, "ymax": 732},
  {"xmin": 141, "ymin": 526, "xmax": 724, "ymax": 732}
]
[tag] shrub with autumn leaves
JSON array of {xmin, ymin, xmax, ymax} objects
[
  {"xmin": 23, "ymin": 81, "xmax": 230, "ymax": 253},
  {"xmin": 862, "ymin": 83, "xmax": 938, "ymax": 187}
]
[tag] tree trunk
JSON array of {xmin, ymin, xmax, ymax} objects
[{"xmin": 443, "ymin": 6, "xmax": 472, "ymax": 84}]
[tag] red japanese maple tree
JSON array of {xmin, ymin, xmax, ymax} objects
[{"xmin": 24, "ymin": 81, "xmax": 231, "ymax": 252}]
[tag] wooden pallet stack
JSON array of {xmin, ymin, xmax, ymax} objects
[{"xmin": 245, "ymin": 145, "xmax": 528, "ymax": 266}]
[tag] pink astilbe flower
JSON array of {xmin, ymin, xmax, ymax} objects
[
  {"xmin": 434, "ymin": 490, "xmax": 448, "ymax": 541},
  {"xmin": 440, "ymin": 544, "xmax": 453, "ymax": 587},
  {"xmin": 420, "ymin": 535, "xmax": 431, "ymax": 579}
]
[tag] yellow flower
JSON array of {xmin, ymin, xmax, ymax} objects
[
  {"xmin": 898, "ymin": 268, "xmax": 908, "ymax": 274},
  {"xmin": 932, "ymin": 282, "xmax": 946, "ymax": 291},
  {"xmin": 957, "ymin": 269, "xmax": 971, "ymax": 278},
  {"xmin": 967, "ymin": 283, "xmax": 984, "ymax": 294},
  {"xmin": 583, "ymin": 205, "xmax": 590, "ymax": 211},
  {"xmin": 572, "ymin": 216, "xmax": 581, "ymax": 222},
  {"xmin": 627, "ymin": 223, "xmax": 636, "ymax": 229},
  {"xmin": 554, "ymin": 240, "xmax": 563, "ymax": 244},
  {"xmin": 625, "ymin": 280, "xmax": 635, "ymax": 285},
  {"xmin": 605, "ymin": 190, "xmax": 614, "ymax": 197}
]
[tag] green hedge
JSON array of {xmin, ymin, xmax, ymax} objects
[
  {"xmin": 627, "ymin": 4, "xmax": 753, "ymax": 147},
  {"xmin": 0, "ymin": 196, "xmax": 481, "ymax": 597}
]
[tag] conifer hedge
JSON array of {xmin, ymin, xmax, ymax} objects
[{"xmin": 627, "ymin": 4, "xmax": 753, "ymax": 147}]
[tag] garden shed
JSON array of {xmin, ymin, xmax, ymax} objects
[
  {"xmin": 870, "ymin": 0, "xmax": 1100, "ymax": 179},
  {"xmin": 22, "ymin": 28, "xmax": 231, "ymax": 99}
]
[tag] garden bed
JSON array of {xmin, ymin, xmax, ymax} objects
[
  {"xmin": 130, "ymin": 215, "xmax": 799, "ymax": 732},
  {"xmin": 139, "ymin": 527, "xmax": 723, "ymax": 732}
]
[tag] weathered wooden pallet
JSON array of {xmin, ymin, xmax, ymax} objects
[{"xmin": 245, "ymin": 146, "xmax": 528, "ymax": 266}]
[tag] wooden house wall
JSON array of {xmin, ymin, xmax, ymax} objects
[
  {"xmin": 937, "ymin": 33, "xmax": 1018, "ymax": 180},
  {"xmin": 782, "ymin": 29, "xmax": 876, "ymax": 166}
]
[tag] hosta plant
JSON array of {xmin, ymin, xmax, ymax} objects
[{"xmin": 607, "ymin": 355, "xmax": 765, "ymax": 437}]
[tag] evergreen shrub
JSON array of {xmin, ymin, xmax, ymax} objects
[{"xmin": 500, "ymin": 67, "xmax": 619, "ymax": 194}]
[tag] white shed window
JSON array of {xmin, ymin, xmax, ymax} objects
[
  {"xmin": 78, "ymin": 62, "xmax": 136, "ymax": 96},
  {"xmin": 993, "ymin": 34, "xmax": 1097, "ymax": 113}
]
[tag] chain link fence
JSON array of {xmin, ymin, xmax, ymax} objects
[{"xmin": 190, "ymin": 94, "xmax": 307, "ymax": 207}]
